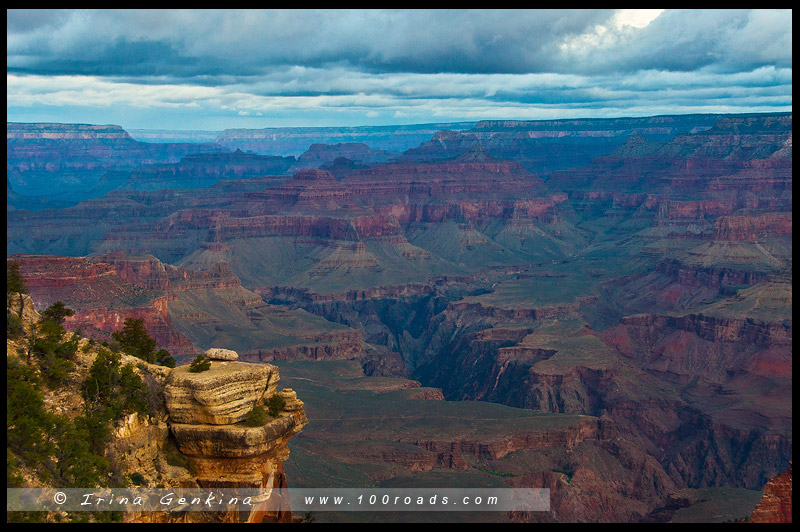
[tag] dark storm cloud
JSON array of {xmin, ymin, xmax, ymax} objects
[
  {"xmin": 7, "ymin": 9, "xmax": 792, "ymax": 80},
  {"xmin": 6, "ymin": 9, "xmax": 792, "ymax": 128},
  {"xmin": 6, "ymin": 9, "xmax": 615, "ymax": 78},
  {"xmin": 9, "ymin": 38, "xmax": 196, "ymax": 77}
]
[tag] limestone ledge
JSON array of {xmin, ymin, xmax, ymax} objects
[
  {"xmin": 164, "ymin": 361, "xmax": 279, "ymax": 425},
  {"xmin": 171, "ymin": 411, "xmax": 308, "ymax": 458}
]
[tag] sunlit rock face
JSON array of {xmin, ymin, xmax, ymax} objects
[
  {"xmin": 164, "ymin": 361, "xmax": 278, "ymax": 425},
  {"xmin": 749, "ymin": 462, "xmax": 792, "ymax": 523}
]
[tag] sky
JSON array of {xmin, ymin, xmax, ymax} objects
[{"xmin": 6, "ymin": 9, "xmax": 793, "ymax": 131}]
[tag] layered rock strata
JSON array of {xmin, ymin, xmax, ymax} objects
[
  {"xmin": 749, "ymin": 462, "xmax": 792, "ymax": 523},
  {"xmin": 163, "ymin": 356, "xmax": 307, "ymax": 523}
]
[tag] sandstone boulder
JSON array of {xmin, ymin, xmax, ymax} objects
[{"xmin": 204, "ymin": 347, "xmax": 239, "ymax": 361}]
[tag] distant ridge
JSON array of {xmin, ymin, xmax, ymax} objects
[
  {"xmin": 215, "ymin": 122, "xmax": 476, "ymax": 156},
  {"xmin": 472, "ymin": 112, "xmax": 793, "ymax": 131},
  {"xmin": 7, "ymin": 122, "xmax": 133, "ymax": 141}
]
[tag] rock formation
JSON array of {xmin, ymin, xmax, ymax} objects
[
  {"xmin": 162, "ymin": 353, "xmax": 307, "ymax": 522},
  {"xmin": 294, "ymin": 142, "xmax": 397, "ymax": 170},
  {"xmin": 749, "ymin": 462, "xmax": 792, "ymax": 523},
  {"xmin": 204, "ymin": 347, "xmax": 239, "ymax": 361}
]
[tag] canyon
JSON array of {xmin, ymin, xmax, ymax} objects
[{"xmin": 7, "ymin": 112, "xmax": 792, "ymax": 522}]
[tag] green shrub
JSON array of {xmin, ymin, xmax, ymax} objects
[
  {"xmin": 6, "ymin": 357, "xmax": 57, "ymax": 474},
  {"xmin": 163, "ymin": 439, "xmax": 189, "ymax": 469},
  {"xmin": 267, "ymin": 394, "xmax": 285, "ymax": 418},
  {"xmin": 51, "ymin": 418, "xmax": 109, "ymax": 487},
  {"xmin": 130, "ymin": 472, "xmax": 146, "ymax": 486},
  {"xmin": 82, "ymin": 349, "xmax": 150, "ymax": 423},
  {"xmin": 29, "ymin": 319, "xmax": 79, "ymax": 386},
  {"xmin": 155, "ymin": 348, "xmax": 176, "ymax": 368},
  {"xmin": 244, "ymin": 405, "xmax": 268, "ymax": 427},
  {"xmin": 188, "ymin": 354, "xmax": 211, "ymax": 373},
  {"xmin": 7, "ymin": 311, "xmax": 23, "ymax": 338}
]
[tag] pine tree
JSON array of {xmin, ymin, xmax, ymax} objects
[
  {"xmin": 7, "ymin": 261, "xmax": 28, "ymax": 319},
  {"xmin": 40, "ymin": 301, "xmax": 75, "ymax": 326},
  {"xmin": 112, "ymin": 318, "xmax": 157, "ymax": 363}
]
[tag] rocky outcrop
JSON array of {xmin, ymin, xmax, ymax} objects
[
  {"xmin": 163, "ymin": 358, "xmax": 307, "ymax": 523},
  {"xmin": 446, "ymin": 298, "xmax": 592, "ymax": 321},
  {"xmin": 164, "ymin": 362, "xmax": 278, "ymax": 425},
  {"xmin": 408, "ymin": 418, "xmax": 600, "ymax": 462},
  {"xmin": 6, "ymin": 292, "xmax": 40, "ymax": 329},
  {"xmin": 618, "ymin": 312, "xmax": 791, "ymax": 348},
  {"xmin": 749, "ymin": 462, "xmax": 792, "ymax": 523}
]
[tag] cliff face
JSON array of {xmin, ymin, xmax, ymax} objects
[
  {"xmin": 546, "ymin": 113, "xmax": 792, "ymax": 197},
  {"xmin": 399, "ymin": 113, "xmax": 737, "ymax": 174},
  {"xmin": 120, "ymin": 150, "xmax": 295, "ymax": 191},
  {"xmin": 749, "ymin": 462, "xmax": 792, "ymax": 523},
  {"xmin": 712, "ymin": 213, "xmax": 792, "ymax": 241},
  {"xmin": 6, "ymin": 123, "xmax": 225, "ymax": 167},
  {"xmin": 9, "ymin": 254, "xmax": 197, "ymax": 355},
  {"xmin": 7, "ymin": 122, "xmax": 135, "ymax": 141}
]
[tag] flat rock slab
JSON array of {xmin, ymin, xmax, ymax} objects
[
  {"xmin": 205, "ymin": 348, "xmax": 239, "ymax": 361},
  {"xmin": 165, "ymin": 361, "xmax": 279, "ymax": 425}
]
